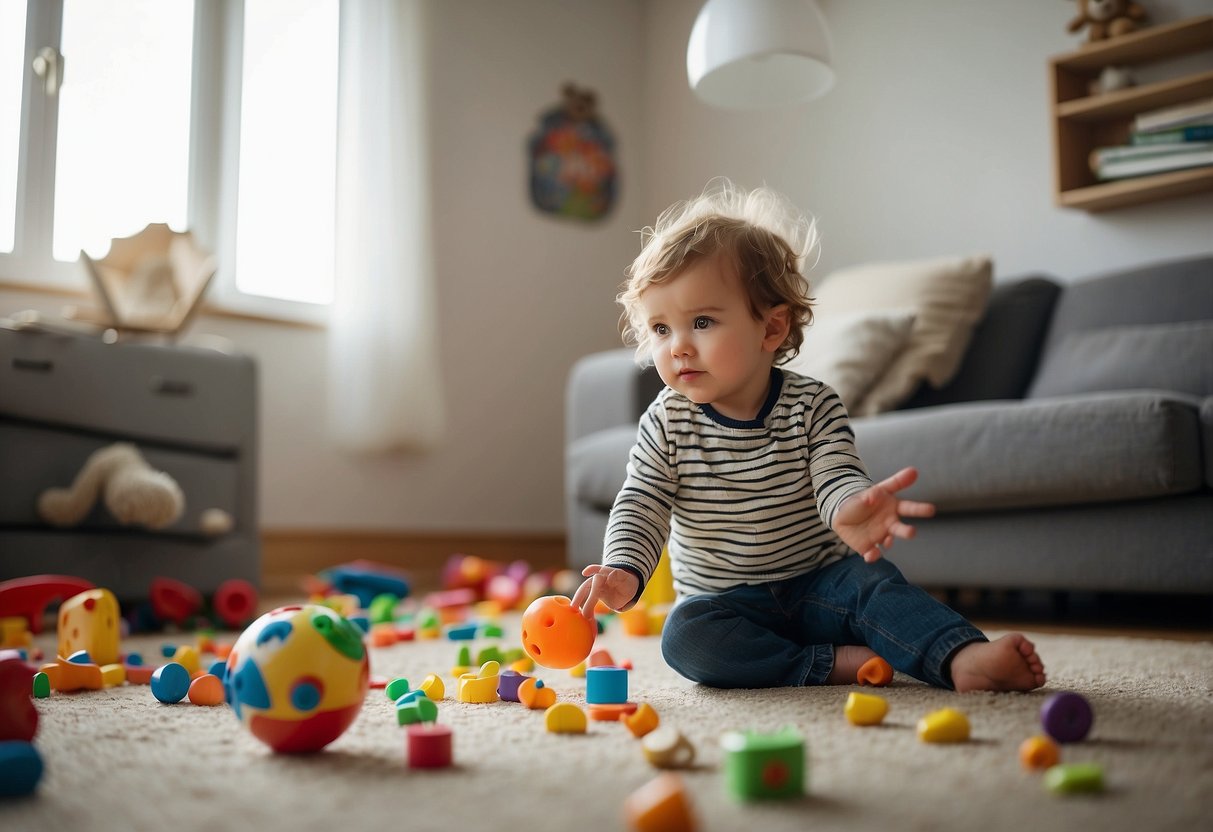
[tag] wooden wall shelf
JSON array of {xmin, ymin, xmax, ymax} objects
[{"xmin": 1050, "ymin": 15, "xmax": 1213, "ymax": 212}]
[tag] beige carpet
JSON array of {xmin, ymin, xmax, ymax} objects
[{"xmin": 4, "ymin": 612, "xmax": 1212, "ymax": 832}]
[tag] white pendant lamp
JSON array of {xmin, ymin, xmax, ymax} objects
[{"xmin": 687, "ymin": 0, "xmax": 835, "ymax": 110}]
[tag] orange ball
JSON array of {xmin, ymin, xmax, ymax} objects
[
  {"xmin": 1019, "ymin": 735, "xmax": 1060, "ymax": 770},
  {"xmin": 520, "ymin": 596, "xmax": 596, "ymax": 669}
]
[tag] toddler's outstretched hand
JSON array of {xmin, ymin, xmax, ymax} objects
[
  {"xmin": 833, "ymin": 467, "xmax": 936, "ymax": 562},
  {"xmin": 571, "ymin": 564, "xmax": 639, "ymax": 620}
]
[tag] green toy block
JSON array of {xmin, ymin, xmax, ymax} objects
[
  {"xmin": 475, "ymin": 646, "xmax": 504, "ymax": 666},
  {"xmin": 418, "ymin": 610, "xmax": 440, "ymax": 630},
  {"xmin": 385, "ymin": 677, "xmax": 410, "ymax": 700},
  {"xmin": 456, "ymin": 645, "xmax": 472, "ymax": 667},
  {"xmin": 482, "ymin": 623, "xmax": 504, "ymax": 638},
  {"xmin": 503, "ymin": 647, "xmax": 525, "ymax": 664},
  {"xmin": 1045, "ymin": 763, "xmax": 1104, "ymax": 795},
  {"xmin": 720, "ymin": 727, "xmax": 805, "ymax": 801},
  {"xmin": 396, "ymin": 694, "xmax": 438, "ymax": 725},
  {"xmin": 369, "ymin": 594, "xmax": 400, "ymax": 625},
  {"xmin": 32, "ymin": 671, "xmax": 50, "ymax": 699}
]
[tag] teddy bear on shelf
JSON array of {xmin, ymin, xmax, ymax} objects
[
  {"xmin": 1068, "ymin": 0, "xmax": 1148, "ymax": 44},
  {"xmin": 38, "ymin": 443, "xmax": 185, "ymax": 530}
]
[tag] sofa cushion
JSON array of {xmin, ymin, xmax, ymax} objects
[
  {"xmin": 782, "ymin": 309, "xmax": 916, "ymax": 412},
  {"xmin": 569, "ymin": 425, "xmax": 636, "ymax": 511},
  {"xmin": 900, "ymin": 276, "xmax": 1061, "ymax": 409},
  {"xmin": 811, "ymin": 254, "xmax": 993, "ymax": 417},
  {"xmin": 853, "ymin": 391, "xmax": 1204, "ymax": 512},
  {"xmin": 1028, "ymin": 320, "xmax": 1213, "ymax": 400},
  {"xmin": 1203, "ymin": 397, "xmax": 1213, "ymax": 489}
]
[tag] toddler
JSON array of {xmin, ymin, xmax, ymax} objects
[{"xmin": 571, "ymin": 180, "xmax": 1045, "ymax": 692}]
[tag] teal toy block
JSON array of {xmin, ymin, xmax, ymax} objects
[
  {"xmin": 586, "ymin": 666, "xmax": 628, "ymax": 704},
  {"xmin": 446, "ymin": 623, "xmax": 478, "ymax": 640},
  {"xmin": 720, "ymin": 727, "xmax": 805, "ymax": 801}
]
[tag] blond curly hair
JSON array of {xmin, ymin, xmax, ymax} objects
[{"xmin": 619, "ymin": 178, "xmax": 818, "ymax": 365}]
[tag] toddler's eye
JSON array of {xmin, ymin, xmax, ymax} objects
[
  {"xmin": 652, "ymin": 323, "xmax": 669, "ymax": 337},
  {"xmin": 693, "ymin": 316, "xmax": 713, "ymax": 330}
]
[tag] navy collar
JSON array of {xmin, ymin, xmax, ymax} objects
[{"xmin": 701, "ymin": 367, "xmax": 783, "ymax": 428}]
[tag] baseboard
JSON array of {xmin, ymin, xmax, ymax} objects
[{"xmin": 260, "ymin": 529, "xmax": 568, "ymax": 596}]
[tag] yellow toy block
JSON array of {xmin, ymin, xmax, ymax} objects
[
  {"xmin": 100, "ymin": 663, "xmax": 126, "ymax": 687},
  {"xmin": 569, "ymin": 661, "xmax": 587, "ymax": 678},
  {"xmin": 419, "ymin": 673, "xmax": 445, "ymax": 701},
  {"xmin": 844, "ymin": 692, "xmax": 888, "ymax": 726},
  {"xmin": 647, "ymin": 606, "xmax": 670, "ymax": 635},
  {"xmin": 917, "ymin": 708, "xmax": 971, "ymax": 743},
  {"xmin": 0, "ymin": 617, "xmax": 32, "ymax": 649},
  {"xmin": 457, "ymin": 660, "xmax": 500, "ymax": 704},
  {"xmin": 638, "ymin": 548, "xmax": 675, "ymax": 606},
  {"xmin": 58, "ymin": 588, "xmax": 121, "ymax": 667},
  {"xmin": 510, "ymin": 657, "xmax": 535, "ymax": 674},
  {"xmin": 544, "ymin": 702, "xmax": 587, "ymax": 734},
  {"xmin": 619, "ymin": 604, "xmax": 651, "ymax": 637},
  {"xmin": 173, "ymin": 645, "xmax": 201, "ymax": 676}
]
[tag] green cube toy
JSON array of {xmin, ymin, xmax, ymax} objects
[{"xmin": 720, "ymin": 727, "xmax": 805, "ymax": 801}]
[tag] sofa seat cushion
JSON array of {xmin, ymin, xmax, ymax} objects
[
  {"xmin": 569, "ymin": 425, "xmax": 636, "ymax": 511},
  {"xmin": 853, "ymin": 391, "xmax": 1205, "ymax": 512}
]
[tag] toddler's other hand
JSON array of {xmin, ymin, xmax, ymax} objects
[
  {"xmin": 834, "ymin": 466, "xmax": 936, "ymax": 562},
  {"xmin": 571, "ymin": 564, "xmax": 639, "ymax": 620}
]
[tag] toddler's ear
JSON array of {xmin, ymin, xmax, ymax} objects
[{"xmin": 763, "ymin": 304, "xmax": 791, "ymax": 351}]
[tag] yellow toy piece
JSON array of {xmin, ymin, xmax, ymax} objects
[
  {"xmin": 619, "ymin": 604, "xmax": 651, "ymax": 637},
  {"xmin": 457, "ymin": 660, "xmax": 501, "ymax": 704},
  {"xmin": 639, "ymin": 548, "xmax": 675, "ymax": 606},
  {"xmin": 569, "ymin": 661, "xmax": 587, "ymax": 678},
  {"xmin": 419, "ymin": 673, "xmax": 445, "ymax": 700},
  {"xmin": 100, "ymin": 663, "xmax": 126, "ymax": 687},
  {"xmin": 844, "ymin": 692, "xmax": 888, "ymax": 726},
  {"xmin": 917, "ymin": 707, "xmax": 971, "ymax": 743},
  {"xmin": 510, "ymin": 657, "xmax": 535, "ymax": 674},
  {"xmin": 58, "ymin": 588, "xmax": 121, "ymax": 666},
  {"xmin": 173, "ymin": 645, "xmax": 202, "ymax": 676},
  {"xmin": 0, "ymin": 617, "xmax": 32, "ymax": 650},
  {"xmin": 544, "ymin": 702, "xmax": 587, "ymax": 734}
]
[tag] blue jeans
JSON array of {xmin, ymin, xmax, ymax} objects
[{"xmin": 660, "ymin": 555, "xmax": 986, "ymax": 689}]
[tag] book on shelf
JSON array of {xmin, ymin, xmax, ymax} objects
[
  {"xmin": 1131, "ymin": 124, "xmax": 1213, "ymax": 145},
  {"xmin": 1133, "ymin": 96, "xmax": 1213, "ymax": 133},
  {"xmin": 1094, "ymin": 145, "xmax": 1213, "ymax": 180},
  {"xmin": 1091, "ymin": 141, "xmax": 1213, "ymax": 166}
]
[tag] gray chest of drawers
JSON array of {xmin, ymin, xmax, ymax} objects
[{"xmin": 0, "ymin": 326, "xmax": 259, "ymax": 601}]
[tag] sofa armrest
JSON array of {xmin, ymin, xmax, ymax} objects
[
  {"xmin": 1202, "ymin": 396, "xmax": 1213, "ymax": 489},
  {"xmin": 566, "ymin": 349, "xmax": 661, "ymax": 442}
]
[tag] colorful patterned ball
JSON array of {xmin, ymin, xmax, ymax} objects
[{"xmin": 225, "ymin": 604, "xmax": 369, "ymax": 753}]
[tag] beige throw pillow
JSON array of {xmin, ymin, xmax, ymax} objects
[
  {"xmin": 782, "ymin": 310, "xmax": 917, "ymax": 412},
  {"xmin": 813, "ymin": 255, "xmax": 993, "ymax": 416}
]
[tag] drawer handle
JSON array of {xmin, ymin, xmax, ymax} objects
[
  {"xmin": 12, "ymin": 358, "xmax": 53, "ymax": 373},
  {"xmin": 152, "ymin": 377, "xmax": 194, "ymax": 397}
]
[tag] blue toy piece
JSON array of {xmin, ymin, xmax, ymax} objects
[
  {"xmin": 347, "ymin": 615, "xmax": 370, "ymax": 634},
  {"xmin": 151, "ymin": 662, "xmax": 191, "ymax": 704},
  {"xmin": 445, "ymin": 623, "xmax": 478, "ymax": 641},
  {"xmin": 318, "ymin": 565, "xmax": 410, "ymax": 609},
  {"xmin": 208, "ymin": 660, "xmax": 228, "ymax": 681},
  {"xmin": 0, "ymin": 741, "xmax": 43, "ymax": 797},
  {"xmin": 125, "ymin": 653, "xmax": 144, "ymax": 666},
  {"xmin": 586, "ymin": 666, "xmax": 628, "ymax": 705},
  {"xmin": 66, "ymin": 650, "xmax": 93, "ymax": 664}
]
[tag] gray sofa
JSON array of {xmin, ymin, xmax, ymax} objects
[{"xmin": 566, "ymin": 255, "xmax": 1213, "ymax": 597}]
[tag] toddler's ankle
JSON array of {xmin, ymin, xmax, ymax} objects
[{"xmin": 825, "ymin": 645, "xmax": 877, "ymax": 685}]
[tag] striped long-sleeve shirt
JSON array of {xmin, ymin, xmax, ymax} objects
[{"xmin": 604, "ymin": 367, "xmax": 872, "ymax": 600}]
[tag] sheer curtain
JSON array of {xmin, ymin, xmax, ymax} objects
[{"xmin": 328, "ymin": 0, "xmax": 444, "ymax": 453}]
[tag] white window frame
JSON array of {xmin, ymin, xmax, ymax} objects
[{"xmin": 1, "ymin": 0, "xmax": 332, "ymax": 325}]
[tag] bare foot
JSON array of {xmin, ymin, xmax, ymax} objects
[
  {"xmin": 950, "ymin": 634, "xmax": 1046, "ymax": 692},
  {"xmin": 826, "ymin": 645, "xmax": 878, "ymax": 685}
]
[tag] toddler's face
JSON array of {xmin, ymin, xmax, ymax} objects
[{"xmin": 639, "ymin": 255, "xmax": 783, "ymax": 421}]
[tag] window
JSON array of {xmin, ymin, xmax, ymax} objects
[{"xmin": 0, "ymin": 0, "xmax": 339, "ymax": 321}]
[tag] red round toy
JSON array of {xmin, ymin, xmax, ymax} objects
[{"xmin": 520, "ymin": 595, "xmax": 596, "ymax": 669}]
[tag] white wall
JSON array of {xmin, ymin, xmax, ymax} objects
[
  {"xmin": 1, "ymin": 0, "xmax": 645, "ymax": 534},
  {"xmin": 5, "ymin": 1, "xmax": 1212, "ymax": 538},
  {"xmin": 641, "ymin": 0, "xmax": 1213, "ymax": 281}
]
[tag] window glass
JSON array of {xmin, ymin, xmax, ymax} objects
[
  {"xmin": 53, "ymin": 0, "xmax": 193, "ymax": 261},
  {"xmin": 235, "ymin": 0, "xmax": 338, "ymax": 305},
  {"xmin": 0, "ymin": 0, "xmax": 27, "ymax": 254}
]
